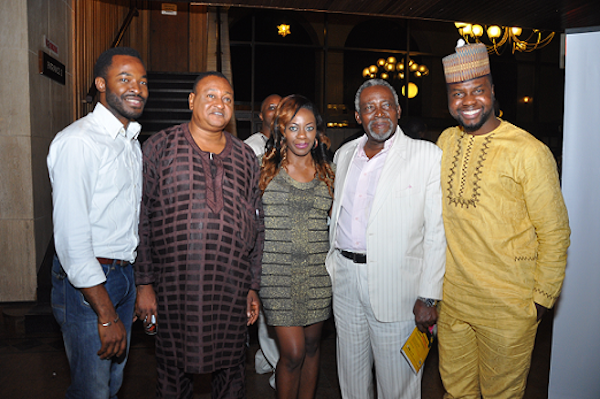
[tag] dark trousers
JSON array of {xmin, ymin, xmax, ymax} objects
[{"xmin": 156, "ymin": 354, "xmax": 246, "ymax": 399}]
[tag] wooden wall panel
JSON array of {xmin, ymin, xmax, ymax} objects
[
  {"xmin": 189, "ymin": 5, "xmax": 208, "ymax": 73},
  {"xmin": 73, "ymin": 1, "xmax": 209, "ymax": 117},
  {"xmin": 74, "ymin": 0, "xmax": 150, "ymax": 118},
  {"xmin": 149, "ymin": 2, "xmax": 190, "ymax": 72}
]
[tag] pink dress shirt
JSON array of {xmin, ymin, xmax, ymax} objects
[{"xmin": 335, "ymin": 132, "xmax": 397, "ymax": 252}]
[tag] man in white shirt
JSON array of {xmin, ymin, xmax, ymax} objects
[
  {"xmin": 325, "ymin": 79, "xmax": 446, "ymax": 399},
  {"xmin": 245, "ymin": 94, "xmax": 281, "ymax": 157},
  {"xmin": 47, "ymin": 47, "xmax": 148, "ymax": 399},
  {"xmin": 246, "ymin": 94, "xmax": 282, "ymax": 389}
]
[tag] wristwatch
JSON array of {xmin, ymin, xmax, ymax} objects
[{"xmin": 418, "ymin": 297, "xmax": 438, "ymax": 307}]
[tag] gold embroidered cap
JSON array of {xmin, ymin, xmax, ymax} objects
[{"xmin": 442, "ymin": 40, "xmax": 490, "ymax": 83}]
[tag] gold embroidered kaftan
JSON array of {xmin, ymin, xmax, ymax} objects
[
  {"xmin": 436, "ymin": 119, "xmax": 570, "ymax": 399},
  {"xmin": 437, "ymin": 119, "xmax": 570, "ymax": 323}
]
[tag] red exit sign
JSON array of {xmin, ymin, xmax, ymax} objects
[{"xmin": 44, "ymin": 35, "xmax": 59, "ymax": 55}]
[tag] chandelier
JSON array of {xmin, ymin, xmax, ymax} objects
[
  {"xmin": 454, "ymin": 23, "xmax": 554, "ymax": 55},
  {"xmin": 362, "ymin": 56, "xmax": 429, "ymax": 80},
  {"xmin": 362, "ymin": 56, "xmax": 429, "ymax": 98}
]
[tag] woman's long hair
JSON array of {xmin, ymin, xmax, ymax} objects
[{"xmin": 259, "ymin": 95, "xmax": 334, "ymax": 198}]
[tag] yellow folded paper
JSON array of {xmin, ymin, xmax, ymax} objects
[{"xmin": 401, "ymin": 326, "xmax": 433, "ymax": 374}]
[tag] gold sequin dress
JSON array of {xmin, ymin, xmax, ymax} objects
[{"xmin": 260, "ymin": 169, "xmax": 333, "ymax": 327}]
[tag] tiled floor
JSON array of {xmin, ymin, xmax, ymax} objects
[{"xmin": 0, "ymin": 306, "xmax": 552, "ymax": 398}]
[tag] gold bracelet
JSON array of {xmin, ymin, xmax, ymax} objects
[{"xmin": 98, "ymin": 314, "xmax": 120, "ymax": 327}]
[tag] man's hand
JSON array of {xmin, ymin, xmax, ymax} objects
[
  {"xmin": 80, "ymin": 285, "xmax": 127, "ymax": 359},
  {"xmin": 413, "ymin": 299, "xmax": 438, "ymax": 333},
  {"xmin": 535, "ymin": 302, "xmax": 548, "ymax": 322},
  {"xmin": 135, "ymin": 284, "xmax": 158, "ymax": 330},
  {"xmin": 247, "ymin": 289, "xmax": 260, "ymax": 326}
]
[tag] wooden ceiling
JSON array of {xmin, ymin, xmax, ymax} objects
[{"xmin": 190, "ymin": 0, "xmax": 600, "ymax": 31}]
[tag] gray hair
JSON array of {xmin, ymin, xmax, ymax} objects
[{"xmin": 354, "ymin": 79, "xmax": 400, "ymax": 113}]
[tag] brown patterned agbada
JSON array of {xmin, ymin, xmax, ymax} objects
[{"xmin": 136, "ymin": 123, "xmax": 264, "ymax": 374}]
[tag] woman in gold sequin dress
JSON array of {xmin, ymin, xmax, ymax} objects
[{"xmin": 258, "ymin": 95, "xmax": 334, "ymax": 399}]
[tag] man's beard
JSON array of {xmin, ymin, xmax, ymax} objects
[
  {"xmin": 451, "ymin": 106, "xmax": 494, "ymax": 133},
  {"xmin": 106, "ymin": 90, "xmax": 146, "ymax": 121},
  {"xmin": 367, "ymin": 117, "xmax": 395, "ymax": 141}
]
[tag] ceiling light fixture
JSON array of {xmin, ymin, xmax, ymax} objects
[
  {"xmin": 454, "ymin": 22, "xmax": 554, "ymax": 55},
  {"xmin": 362, "ymin": 56, "xmax": 428, "ymax": 99},
  {"xmin": 277, "ymin": 24, "xmax": 291, "ymax": 37}
]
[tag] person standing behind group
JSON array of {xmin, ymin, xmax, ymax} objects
[
  {"xmin": 326, "ymin": 79, "xmax": 446, "ymax": 399},
  {"xmin": 135, "ymin": 71, "xmax": 264, "ymax": 399},
  {"xmin": 436, "ymin": 41, "xmax": 570, "ymax": 399},
  {"xmin": 246, "ymin": 94, "xmax": 282, "ymax": 158},
  {"xmin": 250, "ymin": 94, "xmax": 283, "ymax": 389},
  {"xmin": 258, "ymin": 95, "xmax": 335, "ymax": 399},
  {"xmin": 47, "ymin": 46, "xmax": 148, "ymax": 399}
]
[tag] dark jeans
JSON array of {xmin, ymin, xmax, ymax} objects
[{"xmin": 51, "ymin": 255, "xmax": 136, "ymax": 399}]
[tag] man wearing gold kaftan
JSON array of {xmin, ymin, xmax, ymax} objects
[{"xmin": 436, "ymin": 41, "xmax": 570, "ymax": 399}]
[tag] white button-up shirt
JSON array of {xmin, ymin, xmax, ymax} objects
[
  {"xmin": 244, "ymin": 131, "xmax": 269, "ymax": 157},
  {"xmin": 47, "ymin": 103, "xmax": 142, "ymax": 288},
  {"xmin": 335, "ymin": 131, "xmax": 396, "ymax": 252}
]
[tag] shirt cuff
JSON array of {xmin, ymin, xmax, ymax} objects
[
  {"xmin": 533, "ymin": 287, "xmax": 558, "ymax": 309},
  {"xmin": 66, "ymin": 259, "xmax": 107, "ymax": 288}
]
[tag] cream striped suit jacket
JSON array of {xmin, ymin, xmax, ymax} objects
[{"xmin": 325, "ymin": 128, "xmax": 446, "ymax": 322}]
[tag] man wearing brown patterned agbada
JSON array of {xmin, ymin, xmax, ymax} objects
[{"xmin": 134, "ymin": 71, "xmax": 264, "ymax": 399}]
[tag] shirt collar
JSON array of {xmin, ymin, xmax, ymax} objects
[
  {"xmin": 92, "ymin": 103, "xmax": 142, "ymax": 140},
  {"xmin": 356, "ymin": 126, "xmax": 399, "ymax": 159}
]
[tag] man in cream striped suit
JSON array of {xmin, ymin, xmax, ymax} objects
[{"xmin": 325, "ymin": 79, "xmax": 446, "ymax": 399}]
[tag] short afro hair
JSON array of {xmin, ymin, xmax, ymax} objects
[
  {"xmin": 93, "ymin": 47, "xmax": 143, "ymax": 79},
  {"xmin": 192, "ymin": 71, "xmax": 231, "ymax": 93}
]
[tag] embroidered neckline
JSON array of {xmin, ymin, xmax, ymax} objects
[
  {"xmin": 446, "ymin": 132, "xmax": 494, "ymax": 208},
  {"xmin": 182, "ymin": 124, "xmax": 233, "ymax": 214}
]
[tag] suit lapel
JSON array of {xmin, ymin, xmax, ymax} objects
[
  {"xmin": 330, "ymin": 140, "xmax": 361, "ymax": 243},
  {"xmin": 334, "ymin": 145, "xmax": 357, "ymax": 201}
]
